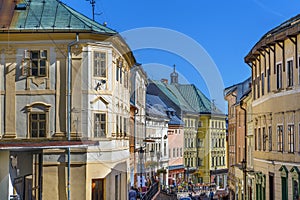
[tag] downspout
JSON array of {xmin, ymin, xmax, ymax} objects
[
  {"xmin": 240, "ymin": 100, "xmax": 247, "ymax": 200},
  {"xmin": 67, "ymin": 33, "xmax": 79, "ymax": 200}
]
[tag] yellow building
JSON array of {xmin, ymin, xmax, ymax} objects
[
  {"xmin": 147, "ymin": 70, "xmax": 228, "ymax": 186},
  {"xmin": 245, "ymin": 14, "xmax": 300, "ymax": 200},
  {"xmin": 0, "ymin": 1, "xmax": 135, "ymax": 199},
  {"xmin": 198, "ymin": 114, "xmax": 227, "ymax": 187}
]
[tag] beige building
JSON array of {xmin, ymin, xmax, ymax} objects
[
  {"xmin": 224, "ymin": 78, "xmax": 251, "ymax": 199},
  {"xmin": 245, "ymin": 14, "xmax": 300, "ymax": 200},
  {"xmin": 0, "ymin": 1, "xmax": 136, "ymax": 199}
]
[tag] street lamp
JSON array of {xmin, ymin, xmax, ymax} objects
[
  {"xmin": 186, "ymin": 165, "xmax": 190, "ymax": 183},
  {"xmin": 150, "ymin": 149, "xmax": 155, "ymax": 177},
  {"xmin": 139, "ymin": 147, "xmax": 144, "ymax": 190},
  {"xmin": 241, "ymin": 159, "xmax": 247, "ymax": 200},
  {"xmin": 156, "ymin": 151, "xmax": 161, "ymax": 170},
  {"xmin": 214, "ymin": 166, "xmax": 217, "ymax": 186}
]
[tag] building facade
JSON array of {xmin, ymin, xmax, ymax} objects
[
  {"xmin": 147, "ymin": 67, "xmax": 227, "ymax": 186},
  {"xmin": 0, "ymin": 1, "xmax": 136, "ymax": 199},
  {"xmin": 145, "ymin": 94, "xmax": 169, "ymax": 186},
  {"xmin": 224, "ymin": 78, "xmax": 251, "ymax": 199},
  {"xmin": 245, "ymin": 14, "xmax": 300, "ymax": 200},
  {"xmin": 129, "ymin": 64, "xmax": 147, "ymax": 187}
]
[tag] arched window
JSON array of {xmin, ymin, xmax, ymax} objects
[{"xmin": 26, "ymin": 102, "xmax": 51, "ymax": 138}]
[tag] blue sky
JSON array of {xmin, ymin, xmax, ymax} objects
[{"xmin": 63, "ymin": 0, "xmax": 300, "ymax": 110}]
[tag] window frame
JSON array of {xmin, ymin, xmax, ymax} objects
[
  {"xmin": 93, "ymin": 51, "xmax": 107, "ymax": 78},
  {"xmin": 288, "ymin": 124, "xmax": 294, "ymax": 153},
  {"xmin": 30, "ymin": 112, "xmax": 47, "ymax": 138},
  {"xmin": 277, "ymin": 125, "xmax": 284, "ymax": 152},
  {"xmin": 94, "ymin": 112, "xmax": 107, "ymax": 138},
  {"xmin": 23, "ymin": 50, "xmax": 48, "ymax": 77},
  {"xmin": 286, "ymin": 59, "xmax": 294, "ymax": 87},
  {"xmin": 276, "ymin": 62, "xmax": 282, "ymax": 90}
]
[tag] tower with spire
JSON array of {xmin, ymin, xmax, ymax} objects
[{"xmin": 170, "ymin": 64, "xmax": 178, "ymax": 84}]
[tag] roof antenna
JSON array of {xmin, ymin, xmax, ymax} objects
[{"xmin": 86, "ymin": 0, "xmax": 96, "ymax": 21}]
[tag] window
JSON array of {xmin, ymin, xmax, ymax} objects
[
  {"xmin": 254, "ymin": 128, "xmax": 257, "ymax": 150},
  {"xmin": 258, "ymin": 128, "xmax": 261, "ymax": 151},
  {"xmin": 30, "ymin": 113, "xmax": 46, "ymax": 138},
  {"xmin": 94, "ymin": 52, "xmax": 106, "ymax": 77},
  {"xmin": 180, "ymin": 148, "xmax": 182, "ymax": 157},
  {"xmin": 257, "ymin": 76, "xmax": 260, "ymax": 98},
  {"xmin": 123, "ymin": 118, "xmax": 127, "ymax": 137},
  {"xmin": 288, "ymin": 125, "xmax": 294, "ymax": 153},
  {"xmin": 119, "ymin": 116, "xmax": 122, "ymax": 135},
  {"xmin": 173, "ymin": 148, "xmax": 175, "ymax": 157},
  {"xmin": 262, "ymin": 127, "xmax": 266, "ymax": 151},
  {"xmin": 267, "ymin": 69, "xmax": 270, "ymax": 93},
  {"xmin": 298, "ymin": 57, "xmax": 300, "ymax": 85},
  {"xmin": 94, "ymin": 113, "xmax": 106, "ymax": 138},
  {"xmin": 261, "ymin": 73, "xmax": 265, "ymax": 95},
  {"xmin": 287, "ymin": 60, "xmax": 293, "ymax": 87},
  {"xmin": 212, "ymin": 157, "xmax": 214, "ymax": 167},
  {"xmin": 92, "ymin": 179, "xmax": 104, "ymax": 200},
  {"xmin": 198, "ymin": 121, "xmax": 202, "ymax": 127},
  {"xmin": 277, "ymin": 125, "xmax": 283, "ymax": 152},
  {"xmin": 23, "ymin": 50, "xmax": 47, "ymax": 77},
  {"xmin": 277, "ymin": 63, "xmax": 282, "ymax": 89},
  {"xmin": 198, "ymin": 158, "xmax": 202, "ymax": 166},
  {"xmin": 253, "ymin": 78, "xmax": 256, "ymax": 100},
  {"xmin": 115, "ymin": 175, "xmax": 119, "ymax": 200},
  {"xmin": 116, "ymin": 115, "xmax": 119, "ymax": 136},
  {"xmin": 268, "ymin": 126, "xmax": 272, "ymax": 151},
  {"xmin": 299, "ymin": 124, "xmax": 300, "ymax": 152},
  {"xmin": 177, "ymin": 148, "xmax": 179, "ymax": 157},
  {"xmin": 164, "ymin": 143, "xmax": 167, "ymax": 156},
  {"xmin": 124, "ymin": 71, "xmax": 128, "ymax": 88}
]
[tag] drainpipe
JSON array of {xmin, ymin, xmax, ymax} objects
[
  {"xmin": 240, "ymin": 100, "xmax": 247, "ymax": 200},
  {"xmin": 67, "ymin": 33, "xmax": 79, "ymax": 200}
]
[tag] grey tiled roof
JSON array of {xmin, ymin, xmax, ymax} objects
[{"xmin": 148, "ymin": 80, "xmax": 224, "ymax": 115}]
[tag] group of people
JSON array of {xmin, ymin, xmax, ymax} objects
[
  {"xmin": 128, "ymin": 176, "xmax": 159, "ymax": 200},
  {"xmin": 128, "ymin": 186, "xmax": 139, "ymax": 200}
]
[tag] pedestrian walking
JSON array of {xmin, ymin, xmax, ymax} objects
[{"xmin": 129, "ymin": 186, "xmax": 137, "ymax": 200}]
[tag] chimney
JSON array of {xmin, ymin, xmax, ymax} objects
[
  {"xmin": 0, "ymin": 0, "xmax": 17, "ymax": 29},
  {"xmin": 161, "ymin": 79, "xmax": 168, "ymax": 84}
]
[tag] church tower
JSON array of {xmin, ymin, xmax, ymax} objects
[{"xmin": 170, "ymin": 64, "xmax": 178, "ymax": 84}]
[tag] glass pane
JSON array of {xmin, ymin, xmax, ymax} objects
[
  {"xmin": 39, "ymin": 122, "xmax": 45, "ymax": 129},
  {"xmin": 40, "ymin": 60, "xmax": 46, "ymax": 67},
  {"xmin": 94, "ymin": 52, "xmax": 100, "ymax": 59},
  {"xmin": 101, "ymin": 114, "xmax": 105, "ymax": 121},
  {"xmin": 100, "ymin": 53, "xmax": 105, "ymax": 59},
  {"xmin": 32, "ymin": 122, "xmax": 38, "ymax": 129},
  {"xmin": 39, "ymin": 130, "xmax": 45, "ymax": 137},
  {"xmin": 40, "ymin": 50, "xmax": 47, "ymax": 58},
  {"xmin": 39, "ymin": 114, "xmax": 46, "ymax": 120},
  {"xmin": 32, "ymin": 130, "xmax": 38, "ymax": 137},
  {"xmin": 31, "ymin": 114, "xmax": 38, "ymax": 120},
  {"xmin": 40, "ymin": 68, "xmax": 46, "ymax": 76},
  {"xmin": 31, "ymin": 51, "xmax": 39, "ymax": 59}
]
